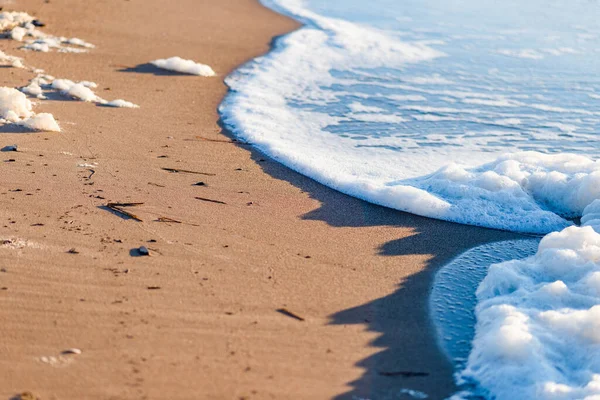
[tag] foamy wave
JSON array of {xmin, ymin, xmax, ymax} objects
[
  {"xmin": 221, "ymin": 0, "xmax": 600, "ymax": 234},
  {"xmin": 458, "ymin": 201, "xmax": 600, "ymax": 399}
]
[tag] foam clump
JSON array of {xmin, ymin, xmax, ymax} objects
[
  {"xmin": 0, "ymin": 11, "xmax": 34, "ymax": 31},
  {"xmin": 22, "ymin": 37, "xmax": 95, "ymax": 53},
  {"xmin": 103, "ymin": 99, "xmax": 139, "ymax": 108},
  {"xmin": 460, "ymin": 203, "xmax": 600, "ymax": 399},
  {"xmin": 21, "ymin": 81, "xmax": 44, "ymax": 98},
  {"xmin": 0, "ymin": 50, "xmax": 24, "ymax": 68},
  {"xmin": 0, "ymin": 87, "xmax": 59, "ymax": 131},
  {"xmin": 150, "ymin": 56, "xmax": 216, "ymax": 76},
  {"xmin": 405, "ymin": 152, "xmax": 600, "ymax": 233},
  {"xmin": 0, "ymin": 87, "xmax": 33, "ymax": 121},
  {"xmin": 19, "ymin": 113, "xmax": 60, "ymax": 132},
  {"xmin": 52, "ymin": 79, "xmax": 101, "ymax": 102},
  {"xmin": 0, "ymin": 10, "xmax": 94, "ymax": 53},
  {"xmin": 22, "ymin": 77, "xmax": 139, "ymax": 107}
]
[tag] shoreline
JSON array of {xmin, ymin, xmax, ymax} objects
[{"xmin": 0, "ymin": 1, "xmax": 524, "ymax": 399}]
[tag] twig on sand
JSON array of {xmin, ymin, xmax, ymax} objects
[
  {"xmin": 194, "ymin": 196, "xmax": 226, "ymax": 205},
  {"xmin": 105, "ymin": 202, "xmax": 144, "ymax": 222},
  {"xmin": 155, "ymin": 216, "xmax": 199, "ymax": 227},
  {"xmin": 276, "ymin": 308, "xmax": 305, "ymax": 322},
  {"xmin": 156, "ymin": 216, "xmax": 182, "ymax": 223},
  {"xmin": 161, "ymin": 167, "xmax": 215, "ymax": 176}
]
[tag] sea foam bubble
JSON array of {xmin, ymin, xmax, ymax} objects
[
  {"xmin": 150, "ymin": 56, "xmax": 216, "ymax": 76},
  {"xmin": 457, "ymin": 202, "xmax": 600, "ymax": 399}
]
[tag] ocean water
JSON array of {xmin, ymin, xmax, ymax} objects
[
  {"xmin": 219, "ymin": 0, "xmax": 600, "ymax": 398},
  {"xmin": 221, "ymin": 0, "xmax": 600, "ymax": 234}
]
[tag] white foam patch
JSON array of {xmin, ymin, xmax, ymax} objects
[
  {"xmin": 150, "ymin": 56, "xmax": 216, "ymax": 76},
  {"xmin": 20, "ymin": 75, "xmax": 53, "ymax": 99},
  {"xmin": 459, "ymin": 202, "xmax": 600, "ymax": 399},
  {"xmin": 0, "ymin": 87, "xmax": 59, "ymax": 131},
  {"xmin": 0, "ymin": 12, "xmax": 137, "ymax": 131},
  {"xmin": 27, "ymin": 77, "xmax": 139, "ymax": 107},
  {"xmin": 0, "ymin": 10, "xmax": 94, "ymax": 53},
  {"xmin": 19, "ymin": 112, "xmax": 60, "ymax": 132},
  {"xmin": 20, "ymin": 34, "xmax": 95, "ymax": 53},
  {"xmin": 0, "ymin": 11, "xmax": 34, "ymax": 31},
  {"xmin": 404, "ymin": 152, "xmax": 600, "ymax": 233},
  {"xmin": 0, "ymin": 50, "xmax": 24, "ymax": 68},
  {"xmin": 20, "ymin": 81, "xmax": 43, "ymax": 98},
  {"xmin": 0, "ymin": 87, "xmax": 33, "ymax": 122},
  {"xmin": 103, "ymin": 99, "xmax": 139, "ymax": 108},
  {"xmin": 52, "ymin": 79, "xmax": 100, "ymax": 102}
]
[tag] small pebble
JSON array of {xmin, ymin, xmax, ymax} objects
[{"xmin": 2, "ymin": 145, "xmax": 17, "ymax": 152}]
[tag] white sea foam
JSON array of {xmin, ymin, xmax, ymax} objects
[
  {"xmin": 458, "ymin": 203, "xmax": 600, "ymax": 399},
  {"xmin": 150, "ymin": 56, "xmax": 216, "ymax": 76},
  {"xmin": 104, "ymin": 99, "xmax": 139, "ymax": 108},
  {"xmin": 0, "ymin": 11, "xmax": 34, "ymax": 31},
  {"xmin": 28, "ymin": 78, "xmax": 139, "ymax": 107},
  {"xmin": 0, "ymin": 87, "xmax": 59, "ymax": 131},
  {"xmin": 0, "ymin": 87, "xmax": 33, "ymax": 121},
  {"xmin": 0, "ymin": 50, "xmax": 24, "ymax": 68},
  {"xmin": 52, "ymin": 79, "xmax": 101, "ymax": 102},
  {"xmin": 0, "ymin": 10, "xmax": 94, "ymax": 53},
  {"xmin": 0, "ymin": 9, "xmax": 137, "ymax": 134},
  {"xmin": 19, "ymin": 112, "xmax": 60, "ymax": 132}
]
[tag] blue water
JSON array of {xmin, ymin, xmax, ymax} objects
[
  {"xmin": 265, "ymin": 0, "xmax": 600, "ymax": 158},
  {"xmin": 430, "ymin": 239, "xmax": 539, "ymax": 397}
]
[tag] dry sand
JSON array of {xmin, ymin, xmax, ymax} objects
[{"xmin": 0, "ymin": 0, "xmax": 524, "ymax": 399}]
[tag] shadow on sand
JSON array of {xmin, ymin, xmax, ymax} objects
[
  {"xmin": 118, "ymin": 63, "xmax": 194, "ymax": 76},
  {"xmin": 0, "ymin": 124, "xmax": 36, "ymax": 134},
  {"xmin": 218, "ymin": 122, "xmax": 524, "ymax": 399}
]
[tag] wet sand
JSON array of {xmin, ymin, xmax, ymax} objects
[{"xmin": 0, "ymin": 0, "xmax": 524, "ymax": 399}]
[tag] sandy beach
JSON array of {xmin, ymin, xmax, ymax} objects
[{"xmin": 0, "ymin": 1, "xmax": 525, "ymax": 399}]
